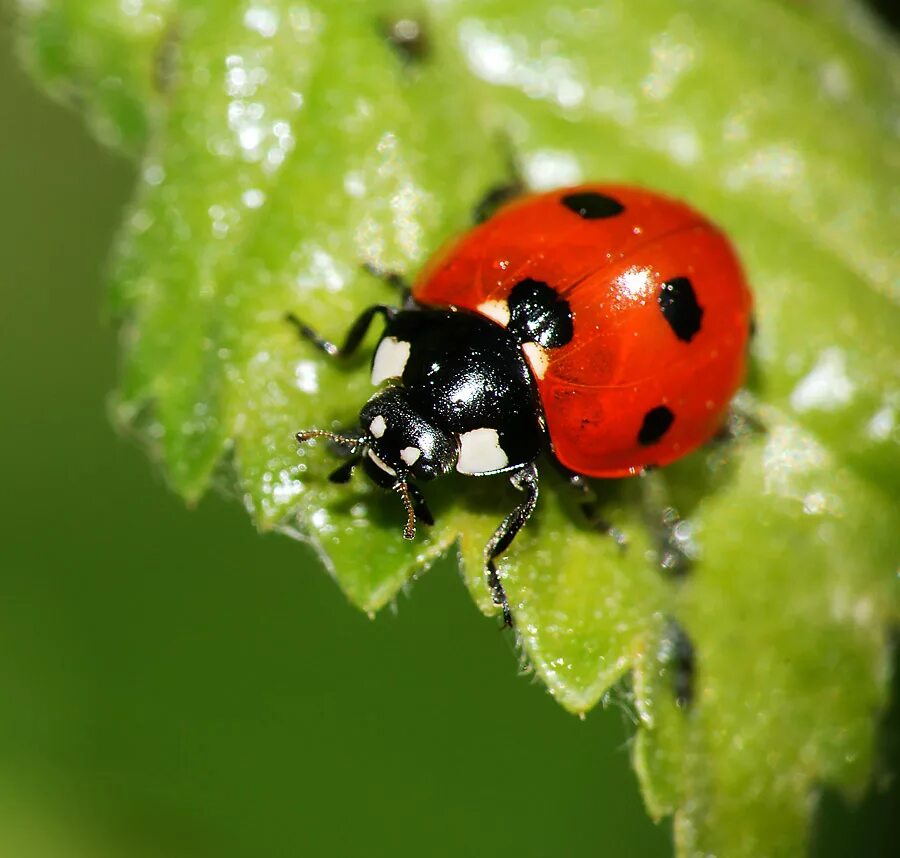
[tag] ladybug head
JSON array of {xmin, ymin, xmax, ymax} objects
[{"xmin": 295, "ymin": 387, "xmax": 457, "ymax": 540}]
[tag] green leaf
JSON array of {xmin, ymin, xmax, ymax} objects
[
  {"xmin": 15, "ymin": 0, "xmax": 173, "ymax": 153},
  {"xmin": 18, "ymin": 1, "xmax": 899, "ymax": 856}
]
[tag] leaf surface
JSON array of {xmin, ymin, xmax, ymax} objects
[{"xmin": 19, "ymin": 1, "xmax": 900, "ymax": 855}]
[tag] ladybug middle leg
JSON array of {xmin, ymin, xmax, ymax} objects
[{"xmin": 483, "ymin": 463, "xmax": 540, "ymax": 628}]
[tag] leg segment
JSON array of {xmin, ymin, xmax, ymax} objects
[
  {"xmin": 473, "ymin": 139, "xmax": 526, "ymax": 224},
  {"xmin": 361, "ymin": 262, "xmax": 415, "ymax": 306},
  {"xmin": 484, "ymin": 463, "xmax": 540, "ymax": 628},
  {"xmin": 662, "ymin": 618, "xmax": 696, "ymax": 709},
  {"xmin": 639, "ymin": 469, "xmax": 691, "ymax": 577},
  {"xmin": 380, "ymin": 17, "xmax": 429, "ymax": 65},
  {"xmin": 286, "ymin": 304, "xmax": 395, "ymax": 359},
  {"xmin": 710, "ymin": 393, "xmax": 765, "ymax": 445},
  {"xmin": 549, "ymin": 460, "xmax": 628, "ymax": 548},
  {"xmin": 566, "ymin": 472, "xmax": 628, "ymax": 549},
  {"xmin": 406, "ymin": 482, "xmax": 435, "ymax": 527},
  {"xmin": 473, "ymin": 181, "xmax": 526, "ymax": 224},
  {"xmin": 328, "ymin": 458, "xmax": 359, "ymax": 484}
]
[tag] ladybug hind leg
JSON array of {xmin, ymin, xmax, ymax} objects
[
  {"xmin": 709, "ymin": 392, "xmax": 765, "ymax": 446},
  {"xmin": 484, "ymin": 463, "xmax": 540, "ymax": 628},
  {"xmin": 661, "ymin": 617, "xmax": 696, "ymax": 709},
  {"xmin": 638, "ymin": 469, "xmax": 692, "ymax": 578},
  {"xmin": 565, "ymin": 472, "xmax": 629, "ymax": 550},
  {"xmin": 549, "ymin": 459, "xmax": 627, "ymax": 548}
]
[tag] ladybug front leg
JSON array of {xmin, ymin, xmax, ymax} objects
[
  {"xmin": 472, "ymin": 140, "xmax": 526, "ymax": 223},
  {"xmin": 472, "ymin": 181, "xmax": 525, "ymax": 224},
  {"xmin": 483, "ymin": 463, "xmax": 540, "ymax": 628},
  {"xmin": 361, "ymin": 262, "xmax": 417, "ymax": 308},
  {"xmin": 285, "ymin": 304, "xmax": 395, "ymax": 359}
]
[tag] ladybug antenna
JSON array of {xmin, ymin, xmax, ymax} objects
[
  {"xmin": 395, "ymin": 480, "xmax": 417, "ymax": 540},
  {"xmin": 295, "ymin": 429, "xmax": 366, "ymax": 451}
]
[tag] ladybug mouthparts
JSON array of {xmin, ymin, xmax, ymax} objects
[
  {"xmin": 295, "ymin": 387, "xmax": 456, "ymax": 540},
  {"xmin": 294, "ymin": 426, "xmax": 430, "ymax": 541}
]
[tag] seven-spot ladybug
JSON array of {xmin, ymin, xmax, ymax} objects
[{"xmin": 291, "ymin": 184, "xmax": 753, "ymax": 625}]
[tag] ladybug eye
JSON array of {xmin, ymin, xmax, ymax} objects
[
  {"xmin": 413, "ymin": 462, "xmax": 437, "ymax": 480},
  {"xmin": 401, "ymin": 444, "xmax": 441, "ymax": 479}
]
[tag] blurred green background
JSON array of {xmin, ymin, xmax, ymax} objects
[{"xmin": 1, "ymin": 6, "xmax": 897, "ymax": 857}]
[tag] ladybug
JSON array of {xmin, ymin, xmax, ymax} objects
[{"xmin": 291, "ymin": 184, "xmax": 752, "ymax": 625}]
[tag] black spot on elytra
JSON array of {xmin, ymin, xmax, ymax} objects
[
  {"xmin": 638, "ymin": 406, "xmax": 674, "ymax": 446},
  {"xmin": 561, "ymin": 191, "xmax": 625, "ymax": 220},
  {"xmin": 658, "ymin": 277, "xmax": 703, "ymax": 343},
  {"xmin": 506, "ymin": 278, "xmax": 573, "ymax": 349}
]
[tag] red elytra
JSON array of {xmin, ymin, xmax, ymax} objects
[{"xmin": 411, "ymin": 183, "xmax": 753, "ymax": 478}]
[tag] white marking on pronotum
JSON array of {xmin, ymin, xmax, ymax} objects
[
  {"xmin": 456, "ymin": 427, "xmax": 509, "ymax": 475},
  {"xmin": 400, "ymin": 446, "xmax": 422, "ymax": 466},
  {"xmin": 369, "ymin": 415, "xmax": 387, "ymax": 438},
  {"xmin": 371, "ymin": 337, "xmax": 411, "ymax": 385},
  {"xmin": 477, "ymin": 299, "xmax": 510, "ymax": 327},
  {"xmin": 367, "ymin": 449, "xmax": 397, "ymax": 477},
  {"xmin": 521, "ymin": 341, "xmax": 550, "ymax": 379}
]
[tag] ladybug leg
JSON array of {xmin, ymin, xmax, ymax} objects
[
  {"xmin": 380, "ymin": 16, "xmax": 429, "ymax": 65},
  {"xmin": 473, "ymin": 138, "xmax": 526, "ymax": 223},
  {"xmin": 361, "ymin": 262, "xmax": 416, "ymax": 308},
  {"xmin": 660, "ymin": 617, "xmax": 696, "ymax": 709},
  {"xmin": 473, "ymin": 180, "xmax": 525, "ymax": 224},
  {"xmin": 710, "ymin": 393, "xmax": 765, "ymax": 445},
  {"xmin": 285, "ymin": 304, "xmax": 395, "ymax": 359},
  {"xmin": 483, "ymin": 463, "xmax": 540, "ymax": 628},
  {"xmin": 328, "ymin": 458, "xmax": 360, "ymax": 484},
  {"xmin": 548, "ymin": 460, "xmax": 627, "ymax": 548},
  {"xmin": 406, "ymin": 481, "xmax": 435, "ymax": 527},
  {"xmin": 565, "ymin": 473, "xmax": 628, "ymax": 550},
  {"xmin": 638, "ymin": 470, "xmax": 691, "ymax": 578}
]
